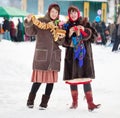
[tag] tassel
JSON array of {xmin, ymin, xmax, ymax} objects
[
  {"xmin": 74, "ymin": 43, "xmax": 86, "ymax": 67},
  {"xmin": 72, "ymin": 37, "xmax": 78, "ymax": 46},
  {"xmin": 78, "ymin": 46, "xmax": 86, "ymax": 67},
  {"xmin": 74, "ymin": 46, "xmax": 81, "ymax": 59}
]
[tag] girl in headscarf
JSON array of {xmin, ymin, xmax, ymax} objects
[
  {"xmin": 63, "ymin": 5, "xmax": 100, "ymax": 111},
  {"xmin": 24, "ymin": 3, "xmax": 65, "ymax": 109}
]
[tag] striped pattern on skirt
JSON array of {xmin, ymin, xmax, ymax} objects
[{"xmin": 31, "ymin": 70, "xmax": 58, "ymax": 83}]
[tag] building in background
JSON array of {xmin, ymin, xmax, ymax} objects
[
  {"xmin": 0, "ymin": 0, "xmax": 119, "ymax": 23},
  {"xmin": 21, "ymin": 0, "xmax": 44, "ymax": 15},
  {"xmin": 55, "ymin": 0, "xmax": 108, "ymax": 22},
  {"xmin": 21, "ymin": 0, "xmax": 108, "ymax": 22}
]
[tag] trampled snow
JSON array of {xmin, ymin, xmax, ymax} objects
[{"xmin": 0, "ymin": 40, "xmax": 120, "ymax": 118}]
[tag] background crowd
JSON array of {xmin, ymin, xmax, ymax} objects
[
  {"xmin": 0, "ymin": 15, "xmax": 120, "ymax": 52},
  {"xmin": 0, "ymin": 17, "xmax": 35, "ymax": 42}
]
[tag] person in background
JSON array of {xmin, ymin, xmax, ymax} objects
[
  {"xmin": 9, "ymin": 20, "xmax": 17, "ymax": 41},
  {"xmin": 104, "ymin": 28, "xmax": 111, "ymax": 46},
  {"xmin": 0, "ymin": 23, "xmax": 4, "ymax": 41},
  {"xmin": 17, "ymin": 19, "xmax": 24, "ymax": 41},
  {"xmin": 101, "ymin": 21, "xmax": 106, "ymax": 45},
  {"xmin": 2, "ymin": 17, "xmax": 11, "ymax": 40},
  {"xmin": 112, "ymin": 16, "xmax": 120, "ymax": 52},
  {"xmin": 107, "ymin": 22, "xmax": 116, "ymax": 44},
  {"xmin": 94, "ymin": 21, "xmax": 103, "ymax": 45},
  {"xmin": 24, "ymin": 3, "xmax": 65, "ymax": 109},
  {"xmin": 63, "ymin": 6, "xmax": 100, "ymax": 111},
  {"xmin": 111, "ymin": 22, "xmax": 117, "ymax": 44}
]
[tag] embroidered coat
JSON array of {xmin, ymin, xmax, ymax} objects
[
  {"xmin": 63, "ymin": 18, "xmax": 96, "ymax": 81},
  {"xmin": 24, "ymin": 14, "xmax": 64, "ymax": 71}
]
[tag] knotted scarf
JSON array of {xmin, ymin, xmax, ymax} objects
[
  {"xmin": 63, "ymin": 23, "xmax": 87, "ymax": 67},
  {"xmin": 72, "ymin": 34, "xmax": 86, "ymax": 67}
]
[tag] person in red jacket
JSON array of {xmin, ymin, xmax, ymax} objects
[{"xmin": 63, "ymin": 5, "xmax": 101, "ymax": 111}]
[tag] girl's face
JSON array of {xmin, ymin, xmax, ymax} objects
[
  {"xmin": 70, "ymin": 11, "xmax": 78, "ymax": 21},
  {"xmin": 50, "ymin": 8, "xmax": 59, "ymax": 20}
]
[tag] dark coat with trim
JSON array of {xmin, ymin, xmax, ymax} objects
[
  {"xmin": 24, "ymin": 14, "xmax": 64, "ymax": 71},
  {"xmin": 63, "ymin": 18, "xmax": 96, "ymax": 80}
]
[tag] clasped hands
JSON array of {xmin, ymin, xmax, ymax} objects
[{"xmin": 69, "ymin": 25, "xmax": 85, "ymax": 37}]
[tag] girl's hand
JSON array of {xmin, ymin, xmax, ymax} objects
[
  {"xmin": 58, "ymin": 34, "xmax": 65, "ymax": 39},
  {"xmin": 77, "ymin": 25, "xmax": 85, "ymax": 31},
  {"xmin": 26, "ymin": 14, "xmax": 33, "ymax": 22},
  {"xmin": 69, "ymin": 27, "xmax": 75, "ymax": 37}
]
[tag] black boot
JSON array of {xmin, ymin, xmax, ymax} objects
[
  {"xmin": 27, "ymin": 93, "xmax": 36, "ymax": 108},
  {"xmin": 39, "ymin": 94, "xmax": 50, "ymax": 110}
]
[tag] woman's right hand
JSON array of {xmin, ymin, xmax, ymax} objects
[
  {"xmin": 69, "ymin": 27, "xmax": 75, "ymax": 37},
  {"xmin": 26, "ymin": 14, "xmax": 33, "ymax": 22}
]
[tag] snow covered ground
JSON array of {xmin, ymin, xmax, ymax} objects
[{"xmin": 0, "ymin": 40, "xmax": 120, "ymax": 118}]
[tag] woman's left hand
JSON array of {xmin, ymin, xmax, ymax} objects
[{"xmin": 77, "ymin": 25, "xmax": 85, "ymax": 31}]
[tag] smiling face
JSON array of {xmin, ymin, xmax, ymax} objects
[
  {"xmin": 68, "ymin": 6, "xmax": 80, "ymax": 22},
  {"xmin": 49, "ymin": 8, "xmax": 59, "ymax": 20},
  {"xmin": 69, "ymin": 10, "xmax": 78, "ymax": 21}
]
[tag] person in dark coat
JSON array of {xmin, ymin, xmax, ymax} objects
[
  {"xmin": 63, "ymin": 6, "xmax": 100, "ymax": 111},
  {"xmin": 9, "ymin": 21, "xmax": 17, "ymax": 41},
  {"xmin": 24, "ymin": 3, "xmax": 65, "ymax": 109},
  {"xmin": 112, "ymin": 17, "xmax": 120, "ymax": 52},
  {"xmin": 2, "ymin": 17, "xmax": 11, "ymax": 40},
  {"xmin": 17, "ymin": 18, "xmax": 24, "ymax": 41}
]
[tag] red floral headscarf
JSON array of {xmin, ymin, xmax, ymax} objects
[{"xmin": 68, "ymin": 6, "xmax": 80, "ymax": 22}]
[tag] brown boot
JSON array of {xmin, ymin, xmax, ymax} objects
[
  {"xmin": 39, "ymin": 94, "xmax": 50, "ymax": 110},
  {"xmin": 27, "ymin": 93, "xmax": 36, "ymax": 108},
  {"xmin": 70, "ymin": 90, "xmax": 78, "ymax": 109},
  {"xmin": 85, "ymin": 91, "xmax": 101, "ymax": 111}
]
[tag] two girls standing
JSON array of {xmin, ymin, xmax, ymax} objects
[{"xmin": 25, "ymin": 3, "xmax": 100, "ymax": 111}]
